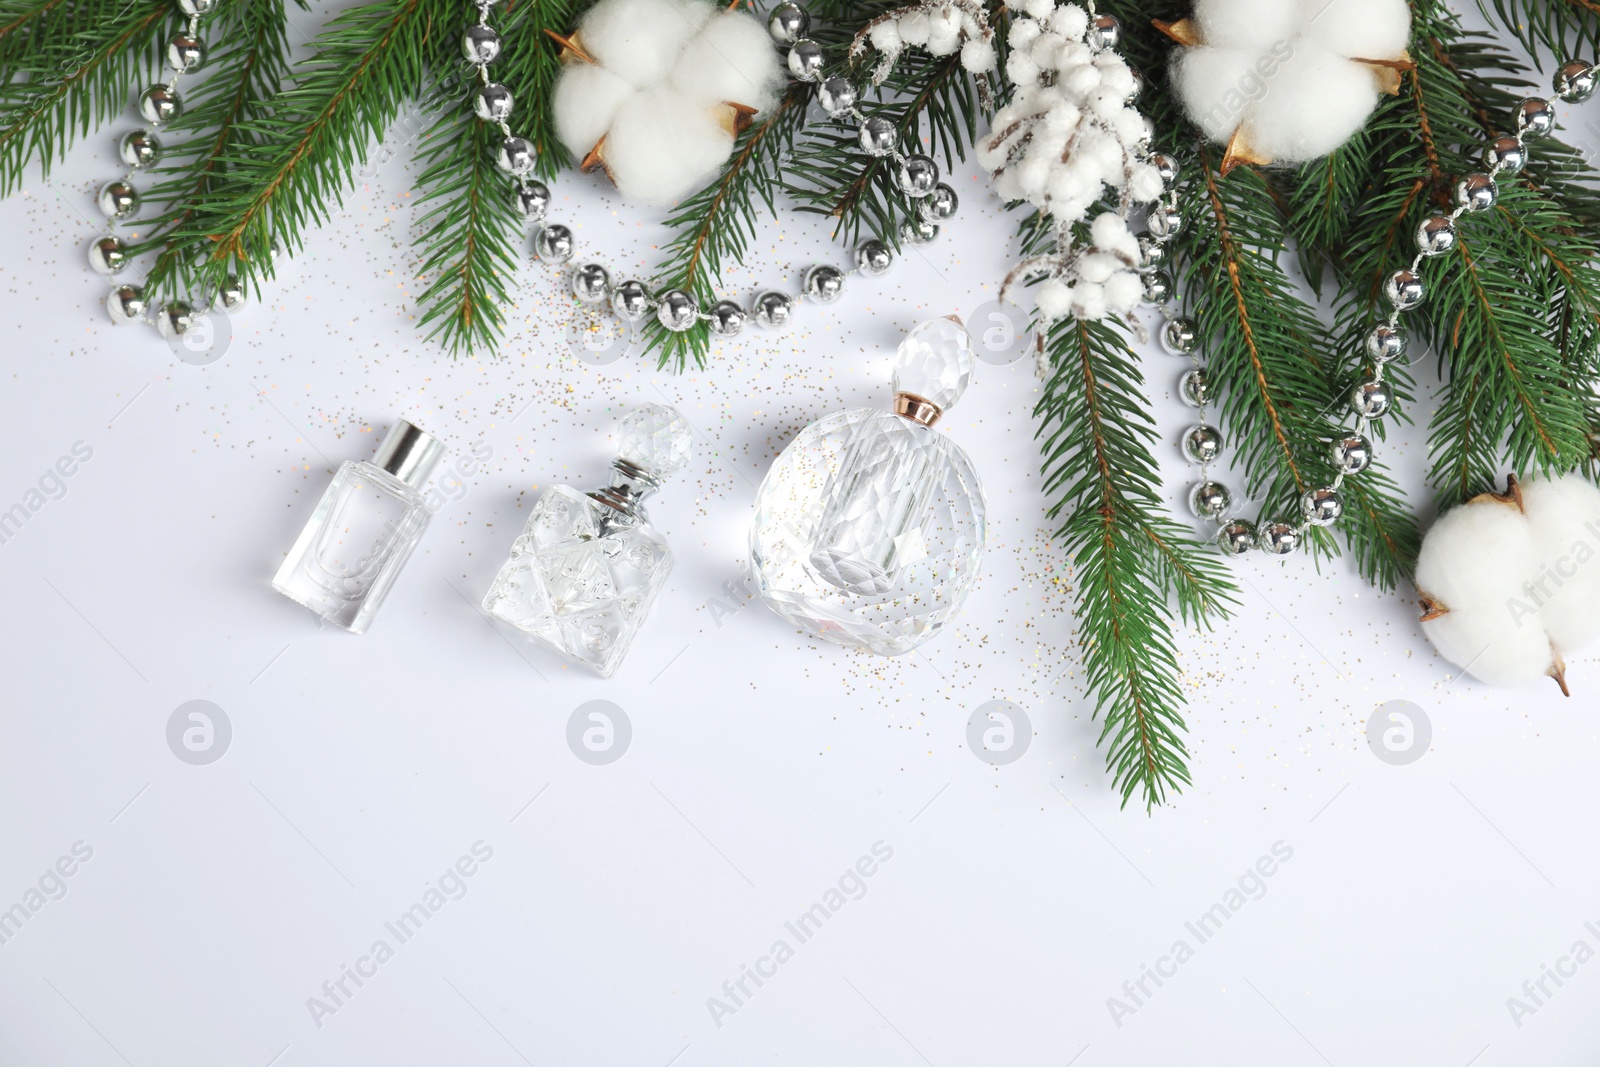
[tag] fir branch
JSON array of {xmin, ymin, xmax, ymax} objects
[
  {"xmin": 0, "ymin": 0, "xmax": 170, "ymax": 194},
  {"xmin": 168, "ymin": 0, "xmax": 451, "ymax": 295},
  {"xmin": 130, "ymin": 0, "xmax": 292, "ymax": 303},
  {"xmin": 487, "ymin": 0, "xmax": 586, "ymax": 180},
  {"xmin": 639, "ymin": 80, "xmax": 813, "ymax": 371},
  {"xmin": 1035, "ymin": 315, "xmax": 1236, "ymax": 811},
  {"xmin": 412, "ymin": 91, "xmax": 522, "ymax": 354},
  {"xmin": 1476, "ymin": 0, "xmax": 1600, "ymax": 70}
]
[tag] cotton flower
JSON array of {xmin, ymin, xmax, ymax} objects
[
  {"xmin": 551, "ymin": 0, "xmax": 782, "ymax": 204},
  {"xmin": 1162, "ymin": 0, "xmax": 1413, "ymax": 171},
  {"xmin": 1415, "ymin": 473, "xmax": 1600, "ymax": 693}
]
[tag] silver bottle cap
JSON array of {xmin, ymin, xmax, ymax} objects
[{"xmin": 371, "ymin": 419, "xmax": 445, "ymax": 491}]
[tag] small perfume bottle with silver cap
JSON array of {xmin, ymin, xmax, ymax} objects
[
  {"xmin": 272, "ymin": 419, "xmax": 445, "ymax": 634},
  {"xmin": 482, "ymin": 403, "xmax": 692, "ymax": 677}
]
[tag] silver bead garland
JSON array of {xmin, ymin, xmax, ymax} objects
[{"xmin": 1162, "ymin": 59, "xmax": 1595, "ymax": 558}]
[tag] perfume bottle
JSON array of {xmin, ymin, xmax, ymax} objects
[
  {"xmin": 482, "ymin": 403, "xmax": 692, "ymax": 677},
  {"xmin": 272, "ymin": 419, "xmax": 445, "ymax": 634},
  {"xmin": 750, "ymin": 317, "xmax": 986, "ymax": 656}
]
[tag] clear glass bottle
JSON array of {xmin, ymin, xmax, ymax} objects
[
  {"xmin": 272, "ymin": 420, "xmax": 445, "ymax": 634},
  {"xmin": 482, "ymin": 403, "xmax": 692, "ymax": 677},
  {"xmin": 750, "ymin": 317, "xmax": 986, "ymax": 656}
]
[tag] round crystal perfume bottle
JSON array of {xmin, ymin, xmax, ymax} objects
[{"xmin": 749, "ymin": 318, "xmax": 986, "ymax": 656}]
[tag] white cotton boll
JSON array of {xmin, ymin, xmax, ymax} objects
[
  {"xmin": 1415, "ymin": 500, "xmax": 1536, "ymax": 611},
  {"xmin": 1173, "ymin": 46, "xmax": 1259, "ymax": 142},
  {"xmin": 1077, "ymin": 252, "xmax": 1122, "ymax": 284},
  {"xmin": 1104, "ymin": 270, "xmax": 1143, "ymax": 312},
  {"xmin": 1008, "ymin": 17, "xmax": 1041, "ymax": 50},
  {"xmin": 1024, "ymin": 0, "xmax": 1055, "ymax": 19},
  {"xmin": 961, "ymin": 39, "xmax": 997, "ymax": 73},
  {"xmin": 553, "ymin": 64, "xmax": 636, "ymax": 157},
  {"xmin": 1036, "ymin": 278, "xmax": 1073, "ymax": 318},
  {"xmin": 1048, "ymin": 3, "xmax": 1087, "ymax": 40},
  {"xmin": 603, "ymin": 88, "xmax": 732, "ymax": 203},
  {"xmin": 670, "ymin": 10, "xmax": 783, "ymax": 111},
  {"xmin": 1070, "ymin": 282, "xmax": 1108, "ymax": 320},
  {"xmin": 1191, "ymin": 0, "xmax": 1298, "ymax": 49},
  {"xmin": 898, "ymin": 10, "xmax": 931, "ymax": 45},
  {"xmin": 1128, "ymin": 162, "xmax": 1165, "ymax": 202},
  {"xmin": 1423, "ymin": 611, "xmax": 1555, "ymax": 687},
  {"xmin": 1243, "ymin": 39, "xmax": 1379, "ymax": 162},
  {"xmin": 1519, "ymin": 476, "xmax": 1600, "ymax": 650},
  {"xmin": 1309, "ymin": 0, "xmax": 1412, "ymax": 61},
  {"xmin": 870, "ymin": 19, "xmax": 902, "ymax": 52},
  {"xmin": 581, "ymin": 0, "xmax": 714, "ymax": 87}
]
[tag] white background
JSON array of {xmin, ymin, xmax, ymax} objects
[{"xmin": 3, "ymin": 4, "xmax": 1599, "ymax": 1064}]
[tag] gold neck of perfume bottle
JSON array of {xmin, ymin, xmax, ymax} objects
[{"xmin": 894, "ymin": 392, "xmax": 943, "ymax": 428}]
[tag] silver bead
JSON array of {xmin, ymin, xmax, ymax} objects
[
  {"xmin": 753, "ymin": 290, "xmax": 794, "ymax": 329},
  {"xmin": 1330, "ymin": 434, "xmax": 1374, "ymax": 474},
  {"xmin": 106, "ymin": 284, "xmax": 146, "ymax": 324},
  {"xmin": 514, "ymin": 180, "xmax": 550, "ymax": 219},
  {"xmin": 1160, "ymin": 316, "xmax": 1199, "ymax": 355},
  {"xmin": 767, "ymin": 2, "xmax": 809, "ymax": 44},
  {"xmin": 1086, "ymin": 13, "xmax": 1120, "ymax": 52},
  {"xmin": 803, "ymin": 264, "xmax": 845, "ymax": 303},
  {"xmin": 817, "ymin": 76, "xmax": 857, "ymax": 117},
  {"xmin": 1142, "ymin": 269, "xmax": 1174, "ymax": 306},
  {"xmin": 855, "ymin": 239, "xmax": 893, "ymax": 275},
  {"xmin": 97, "ymin": 180, "xmax": 140, "ymax": 220},
  {"xmin": 497, "ymin": 136, "xmax": 536, "ymax": 176},
  {"xmin": 1178, "ymin": 368, "xmax": 1210, "ymax": 407},
  {"xmin": 1257, "ymin": 522, "xmax": 1299, "ymax": 556},
  {"xmin": 1300, "ymin": 487, "xmax": 1343, "ymax": 527},
  {"xmin": 858, "ymin": 116, "xmax": 896, "ymax": 156},
  {"xmin": 216, "ymin": 274, "xmax": 246, "ymax": 310},
  {"xmin": 1189, "ymin": 480, "xmax": 1232, "ymax": 519},
  {"xmin": 611, "ymin": 280, "xmax": 651, "ymax": 321},
  {"xmin": 138, "ymin": 84, "xmax": 182, "ymax": 126},
  {"xmin": 1350, "ymin": 377, "xmax": 1394, "ymax": 419},
  {"xmin": 900, "ymin": 219, "xmax": 938, "ymax": 245},
  {"xmin": 1554, "ymin": 60, "xmax": 1597, "ymax": 103},
  {"xmin": 165, "ymin": 33, "xmax": 206, "ymax": 73},
  {"xmin": 1484, "ymin": 133, "xmax": 1527, "ymax": 174},
  {"xmin": 1148, "ymin": 152, "xmax": 1179, "ymax": 188},
  {"xmin": 1136, "ymin": 236, "xmax": 1167, "ymax": 273},
  {"xmin": 175, "ymin": 0, "xmax": 215, "ymax": 15},
  {"xmin": 571, "ymin": 263, "xmax": 611, "ymax": 305},
  {"xmin": 119, "ymin": 129, "xmax": 161, "ymax": 169},
  {"xmin": 787, "ymin": 38, "xmax": 824, "ymax": 82},
  {"xmin": 1180, "ymin": 424, "xmax": 1223, "ymax": 464},
  {"xmin": 473, "ymin": 82, "xmax": 514, "ymax": 122},
  {"xmin": 897, "ymin": 154, "xmax": 939, "ymax": 197},
  {"xmin": 1383, "ymin": 269, "xmax": 1424, "ymax": 310},
  {"xmin": 462, "ymin": 25, "xmax": 501, "ymax": 65},
  {"xmin": 709, "ymin": 300, "xmax": 747, "ymax": 337},
  {"xmin": 87, "ymin": 236, "xmax": 127, "ymax": 275},
  {"xmin": 155, "ymin": 301, "xmax": 195, "ymax": 341},
  {"xmin": 1126, "ymin": 66, "xmax": 1144, "ymax": 104},
  {"xmin": 1217, "ymin": 519, "xmax": 1257, "ymax": 556},
  {"xmin": 919, "ymin": 183, "xmax": 958, "ymax": 222},
  {"xmin": 1515, "ymin": 97, "xmax": 1557, "ymax": 139},
  {"xmin": 1365, "ymin": 323, "xmax": 1406, "ymax": 363},
  {"xmin": 1415, "ymin": 213, "xmax": 1457, "ymax": 256},
  {"xmin": 533, "ymin": 223, "xmax": 574, "ymax": 263},
  {"xmin": 656, "ymin": 289, "xmax": 699, "ymax": 332},
  {"xmin": 1455, "ymin": 172, "xmax": 1497, "ymax": 213},
  {"xmin": 1147, "ymin": 204, "xmax": 1182, "ymax": 241}
]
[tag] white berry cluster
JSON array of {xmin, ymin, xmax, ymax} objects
[
  {"xmin": 977, "ymin": 1, "xmax": 1164, "ymax": 324},
  {"xmin": 853, "ymin": 0, "xmax": 998, "ymax": 87}
]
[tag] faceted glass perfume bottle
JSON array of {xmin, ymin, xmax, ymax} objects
[
  {"xmin": 482, "ymin": 403, "xmax": 692, "ymax": 677},
  {"xmin": 750, "ymin": 317, "xmax": 986, "ymax": 656},
  {"xmin": 272, "ymin": 420, "xmax": 446, "ymax": 634}
]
